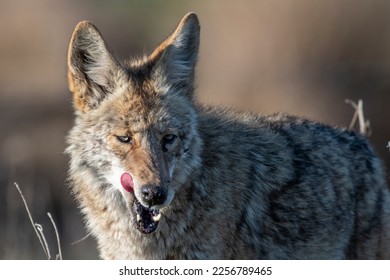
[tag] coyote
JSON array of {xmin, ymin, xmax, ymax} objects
[{"xmin": 66, "ymin": 13, "xmax": 390, "ymax": 259}]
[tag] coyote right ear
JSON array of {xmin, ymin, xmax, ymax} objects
[
  {"xmin": 149, "ymin": 13, "xmax": 200, "ymax": 98},
  {"xmin": 67, "ymin": 21, "xmax": 122, "ymax": 113}
]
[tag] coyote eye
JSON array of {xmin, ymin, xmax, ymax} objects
[
  {"xmin": 163, "ymin": 134, "xmax": 177, "ymax": 144},
  {"xmin": 116, "ymin": 135, "xmax": 132, "ymax": 144},
  {"xmin": 162, "ymin": 134, "xmax": 177, "ymax": 152}
]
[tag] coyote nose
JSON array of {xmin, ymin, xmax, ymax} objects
[{"xmin": 141, "ymin": 186, "xmax": 167, "ymax": 206}]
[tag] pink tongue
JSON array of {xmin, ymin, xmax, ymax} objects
[{"xmin": 120, "ymin": 172, "xmax": 134, "ymax": 193}]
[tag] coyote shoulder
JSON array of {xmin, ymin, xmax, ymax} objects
[{"xmin": 66, "ymin": 13, "xmax": 390, "ymax": 259}]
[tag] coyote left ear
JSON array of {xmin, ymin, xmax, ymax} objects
[
  {"xmin": 150, "ymin": 13, "xmax": 200, "ymax": 97},
  {"xmin": 67, "ymin": 21, "xmax": 123, "ymax": 113}
]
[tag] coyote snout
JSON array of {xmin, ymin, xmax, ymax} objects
[
  {"xmin": 141, "ymin": 185, "xmax": 168, "ymax": 207},
  {"xmin": 127, "ymin": 132, "xmax": 175, "ymax": 209},
  {"xmin": 119, "ymin": 169, "xmax": 170, "ymax": 234}
]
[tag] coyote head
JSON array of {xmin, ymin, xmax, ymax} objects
[{"xmin": 67, "ymin": 13, "xmax": 202, "ymax": 234}]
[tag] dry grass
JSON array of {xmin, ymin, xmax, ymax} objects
[
  {"xmin": 14, "ymin": 182, "xmax": 63, "ymax": 260},
  {"xmin": 345, "ymin": 99, "xmax": 371, "ymax": 136}
]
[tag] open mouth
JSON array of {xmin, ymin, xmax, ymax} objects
[
  {"xmin": 120, "ymin": 172, "xmax": 161, "ymax": 234},
  {"xmin": 133, "ymin": 200, "xmax": 161, "ymax": 234}
]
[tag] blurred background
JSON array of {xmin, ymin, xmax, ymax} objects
[{"xmin": 1, "ymin": 0, "xmax": 389, "ymax": 259}]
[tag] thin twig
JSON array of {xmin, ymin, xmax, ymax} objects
[
  {"xmin": 345, "ymin": 99, "xmax": 371, "ymax": 136},
  {"xmin": 71, "ymin": 232, "xmax": 92, "ymax": 246},
  {"xmin": 35, "ymin": 223, "xmax": 52, "ymax": 260},
  {"xmin": 345, "ymin": 99, "xmax": 359, "ymax": 131},
  {"xmin": 14, "ymin": 182, "xmax": 50, "ymax": 259},
  {"xmin": 48, "ymin": 212, "xmax": 63, "ymax": 260}
]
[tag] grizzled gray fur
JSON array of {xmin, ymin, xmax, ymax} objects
[{"xmin": 66, "ymin": 13, "xmax": 390, "ymax": 259}]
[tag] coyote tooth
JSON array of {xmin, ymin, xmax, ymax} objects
[{"xmin": 152, "ymin": 213, "xmax": 161, "ymax": 222}]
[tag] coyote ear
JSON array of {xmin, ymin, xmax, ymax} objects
[
  {"xmin": 150, "ymin": 13, "xmax": 200, "ymax": 97},
  {"xmin": 67, "ymin": 21, "xmax": 121, "ymax": 113}
]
